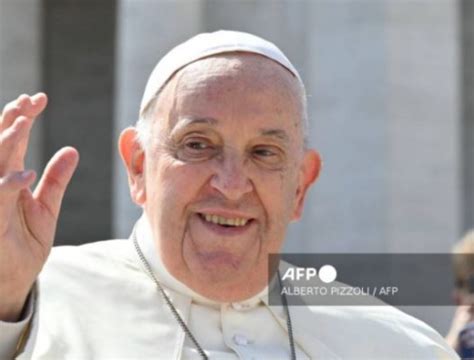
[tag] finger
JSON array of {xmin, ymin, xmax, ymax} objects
[
  {"xmin": 0, "ymin": 170, "xmax": 36, "ymax": 196},
  {"xmin": 0, "ymin": 93, "xmax": 47, "ymax": 131},
  {"xmin": 0, "ymin": 116, "xmax": 34, "ymax": 173},
  {"xmin": 26, "ymin": 93, "xmax": 48, "ymax": 118},
  {"xmin": 33, "ymin": 147, "xmax": 79, "ymax": 219},
  {"xmin": 15, "ymin": 93, "xmax": 47, "ymax": 121},
  {"xmin": 0, "ymin": 99, "xmax": 21, "ymax": 132},
  {"xmin": 16, "ymin": 94, "xmax": 30, "ymax": 108}
]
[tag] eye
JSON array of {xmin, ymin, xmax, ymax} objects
[
  {"xmin": 185, "ymin": 140, "xmax": 210, "ymax": 150},
  {"xmin": 175, "ymin": 137, "xmax": 218, "ymax": 161},
  {"xmin": 253, "ymin": 147, "xmax": 276, "ymax": 157},
  {"xmin": 251, "ymin": 145, "xmax": 285, "ymax": 168}
]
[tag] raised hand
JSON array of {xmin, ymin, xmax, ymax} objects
[{"xmin": 0, "ymin": 93, "xmax": 79, "ymax": 321}]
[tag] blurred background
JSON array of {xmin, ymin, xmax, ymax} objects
[{"xmin": 0, "ymin": 0, "xmax": 472, "ymax": 337}]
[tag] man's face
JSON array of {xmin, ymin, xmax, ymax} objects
[{"xmin": 125, "ymin": 53, "xmax": 320, "ymax": 301}]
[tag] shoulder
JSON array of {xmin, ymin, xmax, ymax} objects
[
  {"xmin": 291, "ymin": 297, "xmax": 458, "ymax": 358},
  {"xmin": 48, "ymin": 239, "xmax": 132, "ymax": 263},
  {"xmin": 278, "ymin": 262, "xmax": 458, "ymax": 358},
  {"xmin": 40, "ymin": 239, "xmax": 143, "ymax": 287}
]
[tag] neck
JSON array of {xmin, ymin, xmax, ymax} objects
[{"xmin": 134, "ymin": 213, "xmax": 270, "ymax": 304}]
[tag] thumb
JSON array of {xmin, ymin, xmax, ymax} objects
[{"xmin": 33, "ymin": 147, "xmax": 79, "ymax": 218}]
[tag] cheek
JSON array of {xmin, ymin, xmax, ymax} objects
[
  {"xmin": 145, "ymin": 157, "xmax": 213, "ymax": 232},
  {"xmin": 255, "ymin": 170, "xmax": 296, "ymax": 246},
  {"xmin": 147, "ymin": 156, "xmax": 208, "ymax": 202},
  {"xmin": 146, "ymin": 158, "xmax": 214, "ymax": 267},
  {"xmin": 254, "ymin": 167, "xmax": 298, "ymax": 230}
]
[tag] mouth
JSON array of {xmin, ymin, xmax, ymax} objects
[{"xmin": 195, "ymin": 212, "xmax": 255, "ymax": 236}]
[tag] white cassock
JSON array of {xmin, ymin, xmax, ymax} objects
[{"xmin": 0, "ymin": 215, "xmax": 459, "ymax": 359}]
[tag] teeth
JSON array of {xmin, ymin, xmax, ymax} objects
[{"xmin": 202, "ymin": 214, "xmax": 249, "ymax": 227}]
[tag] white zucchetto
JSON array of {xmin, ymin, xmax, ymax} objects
[{"xmin": 139, "ymin": 30, "xmax": 302, "ymax": 116}]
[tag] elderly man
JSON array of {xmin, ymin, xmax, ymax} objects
[{"xmin": 0, "ymin": 31, "xmax": 458, "ymax": 359}]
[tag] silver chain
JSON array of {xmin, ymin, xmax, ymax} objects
[{"xmin": 132, "ymin": 231, "xmax": 297, "ymax": 360}]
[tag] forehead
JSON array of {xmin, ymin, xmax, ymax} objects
[
  {"xmin": 176, "ymin": 53, "xmax": 299, "ymax": 93},
  {"xmin": 154, "ymin": 53, "xmax": 303, "ymax": 137}
]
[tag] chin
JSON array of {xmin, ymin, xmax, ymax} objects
[
  {"xmin": 194, "ymin": 263, "xmax": 247, "ymax": 286},
  {"xmin": 193, "ymin": 251, "xmax": 260, "ymax": 282}
]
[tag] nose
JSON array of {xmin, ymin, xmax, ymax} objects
[{"xmin": 210, "ymin": 153, "xmax": 253, "ymax": 201}]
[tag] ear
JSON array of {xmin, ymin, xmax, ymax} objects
[
  {"xmin": 291, "ymin": 149, "xmax": 322, "ymax": 221},
  {"xmin": 119, "ymin": 127, "xmax": 146, "ymax": 205}
]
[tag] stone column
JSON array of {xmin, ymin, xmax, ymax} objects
[
  {"xmin": 300, "ymin": 0, "xmax": 389, "ymax": 253},
  {"xmin": 42, "ymin": 0, "xmax": 117, "ymax": 245},
  {"xmin": 385, "ymin": 0, "xmax": 461, "ymax": 253},
  {"xmin": 460, "ymin": 0, "xmax": 474, "ymax": 232},
  {"xmin": 384, "ymin": 0, "xmax": 460, "ymax": 334},
  {"xmin": 0, "ymin": 0, "xmax": 43, "ymax": 173}
]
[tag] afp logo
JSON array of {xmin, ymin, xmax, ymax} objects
[{"xmin": 281, "ymin": 265, "xmax": 337, "ymax": 283}]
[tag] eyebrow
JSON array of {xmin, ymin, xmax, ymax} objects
[
  {"xmin": 172, "ymin": 116, "xmax": 290, "ymax": 143},
  {"xmin": 259, "ymin": 128, "xmax": 290, "ymax": 143},
  {"xmin": 170, "ymin": 117, "xmax": 218, "ymax": 136}
]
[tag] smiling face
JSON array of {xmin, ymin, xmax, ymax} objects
[{"xmin": 120, "ymin": 53, "xmax": 321, "ymax": 301}]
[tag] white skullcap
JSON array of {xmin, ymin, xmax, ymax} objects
[{"xmin": 139, "ymin": 30, "xmax": 302, "ymax": 116}]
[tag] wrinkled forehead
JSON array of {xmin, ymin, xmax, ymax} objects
[
  {"xmin": 147, "ymin": 53, "xmax": 304, "ymax": 148},
  {"xmin": 172, "ymin": 52, "xmax": 301, "ymax": 96},
  {"xmin": 149, "ymin": 53, "xmax": 303, "ymax": 128}
]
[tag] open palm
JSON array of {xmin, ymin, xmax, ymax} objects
[{"xmin": 0, "ymin": 93, "xmax": 78, "ymax": 321}]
